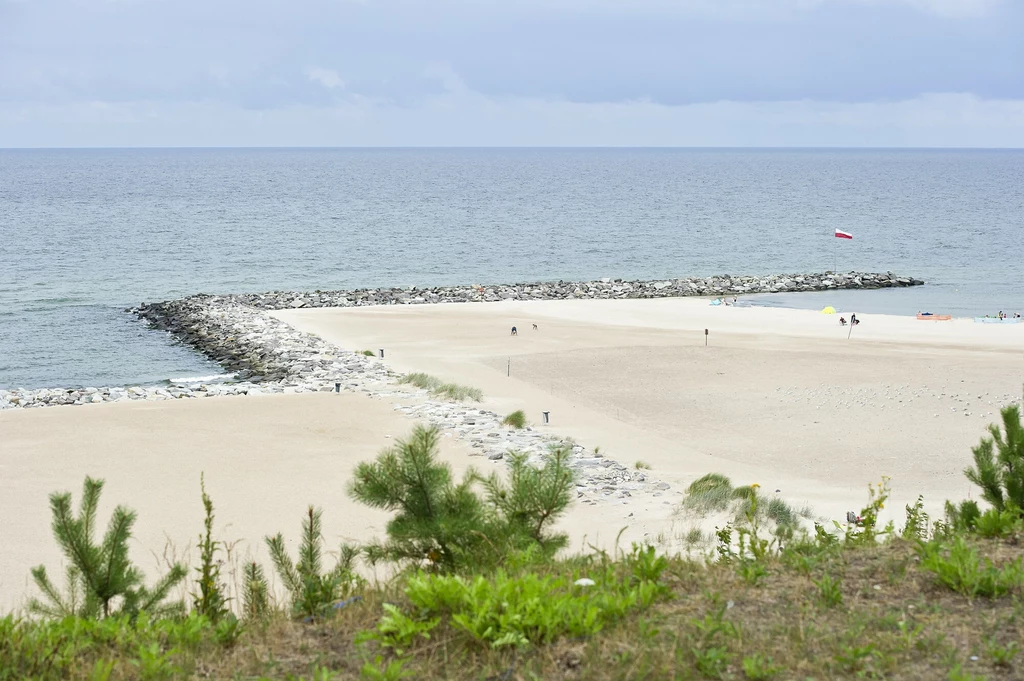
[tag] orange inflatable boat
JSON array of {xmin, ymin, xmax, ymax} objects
[{"xmin": 916, "ymin": 313, "xmax": 951, "ymax": 321}]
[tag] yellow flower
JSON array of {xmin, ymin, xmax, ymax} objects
[{"xmin": 751, "ymin": 483, "xmax": 761, "ymax": 489}]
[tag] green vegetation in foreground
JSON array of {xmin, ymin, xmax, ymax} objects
[
  {"xmin": 398, "ymin": 372, "xmax": 483, "ymax": 402},
  {"xmin": 3, "ymin": 398, "xmax": 1024, "ymax": 680},
  {"xmin": 360, "ymin": 350, "xmax": 377, "ymax": 357},
  {"xmin": 501, "ymin": 409, "xmax": 527, "ymax": 429}
]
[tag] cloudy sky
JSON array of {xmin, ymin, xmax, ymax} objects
[{"xmin": 1, "ymin": 0, "xmax": 1022, "ymax": 147}]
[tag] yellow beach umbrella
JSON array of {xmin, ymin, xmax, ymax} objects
[{"xmin": 821, "ymin": 306, "xmax": 836, "ymax": 314}]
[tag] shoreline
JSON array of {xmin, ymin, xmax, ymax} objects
[{"xmin": 0, "ymin": 271, "xmax": 924, "ymax": 408}]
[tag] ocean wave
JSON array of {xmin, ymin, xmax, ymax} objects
[{"xmin": 167, "ymin": 373, "xmax": 235, "ymax": 385}]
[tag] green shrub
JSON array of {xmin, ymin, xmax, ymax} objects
[
  {"xmin": 845, "ymin": 478, "xmax": 892, "ymax": 545},
  {"xmin": 357, "ymin": 603, "xmax": 439, "ymax": 655},
  {"xmin": 918, "ymin": 536, "xmax": 1024, "ymax": 598},
  {"xmin": 964, "ymin": 398, "xmax": 1024, "ymax": 516},
  {"xmin": 634, "ymin": 460, "xmax": 652, "ymax": 470},
  {"xmin": 28, "ymin": 477, "xmax": 186, "ymax": 620},
  {"xmin": 973, "ymin": 505, "xmax": 1024, "ymax": 538},
  {"xmin": 265, "ymin": 506, "xmax": 363, "ymax": 620},
  {"xmin": 501, "ymin": 410, "xmax": 527, "ymax": 429},
  {"xmin": 350, "ymin": 426, "xmax": 575, "ymax": 571},
  {"xmin": 361, "ymin": 350, "xmax": 377, "ymax": 357},
  {"xmin": 482, "ymin": 448, "xmax": 575, "ymax": 556},
  {"xmin": 902, "ymin": 495, "xmax": 932, "ymax": 540},
  {"xmin": 0, "ymin": 612, "xmax": 230, "ymax": 680},
  {"xmin": 386, "ymin": 545, "xmax": 669, "ymax": 648}
]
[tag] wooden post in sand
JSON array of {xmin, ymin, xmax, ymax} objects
[
  {"xmin": 705, "ymin": 328, "xmax": 709, "ymax": 347},
  {"xmin": 507, "ymin": 357, "xmax": 510, "ymax": 377}
]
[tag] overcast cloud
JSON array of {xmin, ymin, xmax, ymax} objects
[{"xmin": 1, "ymin": 0, "xmax": 1021, "ymax": 146}]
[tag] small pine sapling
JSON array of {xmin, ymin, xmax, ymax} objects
[
  {"xmin": 964, "ymin": 398, "xmax": 1024, "ymax": 517},
  {"xmin": 482, "ymin": 445, "xmax": 576, "ymax": 557},
  {"xmin": 266, "ymin": 506, "xmax": 361, "ymax": 620},
  {"xmin": 192, "ymin": 474, "xmax": 231, "ymax": 623},
  {"xmin": 349, "ymin": 425, "xmax": 487, "ymax": 570},
  {"xmin": 242, "ymin": 561, "xmax": 270, "ymax": 621},
  {"xmin": 29, "ymin": 476, "xmax": 186, "ymax": 619}
]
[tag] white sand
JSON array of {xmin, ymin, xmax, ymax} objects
[
  {"xmin": 0, "ymin": 393, "xmax": 476, "ymax": 612},
  {"xmin": 2, "ymin": 297, "xmax": 1021, "ymax": 611},
  {"xmin": 276, "ymin": 298, "xmax": 1024, "ymax": 535}
]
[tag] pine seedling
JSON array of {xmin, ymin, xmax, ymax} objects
[
  {"xmin": 483, "ymin": 445, "xmax": 575, "ymax": 555},
  {"xmin": 192, "ymin": 474, "xmax": 230, "ymax": 622},
  {"xmin": 349, "ymin": 425, "xmax": 487, "ymax": 570},
  {"xmin": 242, "ymin": 561, "xmax": 270, "ymax": 621},
  {"xmin": 965, "ymin": 398, "xmax": 1024, "ymax": 516},
  {"xmin": 266, "ymin": 506, "xmax": 361, "ymax": 620},
  {"xmin": 29, "ymin": 476, "xmax": 186, "ymax": 619}
]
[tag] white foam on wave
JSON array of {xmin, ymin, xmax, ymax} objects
[{"xmin": 168, "ymin": 373, "xmax": 235, "ymax": 385}]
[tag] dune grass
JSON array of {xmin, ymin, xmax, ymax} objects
[
  {"xmin": 501, "ymin": 410, "xmax": 527, "ymax": 429},
  {"xmin": 682, "ymin": 472, "xmax": 736, "ymax": 513},
  {"xmin": 397, "ymin": 372, "xmax": 483, "ymax": 402},
  {"xmin": 360, "ymin": 350, "xmax": 376, "ymax": 357}
]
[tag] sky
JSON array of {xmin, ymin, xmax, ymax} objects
[{"xmin": 1, "ymin": 0, "xmax": 1022, "ymax": 147}]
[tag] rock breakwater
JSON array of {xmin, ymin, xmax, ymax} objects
[{"xmin": 228, "ymin": 271, "xmax": 923, "ymax": 310}]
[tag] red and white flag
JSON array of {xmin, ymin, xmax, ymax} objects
[{"xmin": 834, "ymin": 229, "xmax": 853, "ymax": 240}]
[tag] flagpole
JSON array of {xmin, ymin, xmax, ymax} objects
[{"xmin": 832, "ymin": 231, "xmax": 836, "ymax": 274}]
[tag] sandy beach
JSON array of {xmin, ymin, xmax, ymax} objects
[
  {"xmin": 274, "ymin": 297, "xmax": 1024, "ymax": 533},
  {"xmin": 2, "ymin": 297, "xmax": 1022, "ymax": 612}
]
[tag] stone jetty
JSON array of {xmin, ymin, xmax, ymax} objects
[{"xmin": 228, "ymin": 271, "xmax": 923, "ymax": 310}]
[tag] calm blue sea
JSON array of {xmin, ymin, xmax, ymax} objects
[{"xmin": 1, "ymin": 148, "xmax": 1022, "ymax": 390}]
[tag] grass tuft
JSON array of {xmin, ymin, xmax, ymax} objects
[
  {"xmin": 683, "ymin": 473, "xmax": 735, "ymax": 513},
  {"xmin": 634, "ymin": 460, "xmax": 652, "ymax": 470},
  {"xmin": 398, "ymin": 372, "xmax": 483, "ymax": 402},
  {"xmin": 502, "ymin": 410, "xmax": 527, "ymax": 429},
  {"xmin": 361, "ymin": 350, "xmax": 377, "ymax": 357}
]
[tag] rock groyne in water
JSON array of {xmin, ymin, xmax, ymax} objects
[{"xmin": 228, "ymin": 271, "xmax": 923, "ymax": 310}]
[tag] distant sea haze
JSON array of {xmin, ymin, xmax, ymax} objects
[{"xmin": 1, "ymin": 148, "xmax": 1022, "ymax": 390}]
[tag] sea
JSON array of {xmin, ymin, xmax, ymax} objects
[{"xmin": 1, "ymin": 148, "xmax": 1022, "ymax": 390}]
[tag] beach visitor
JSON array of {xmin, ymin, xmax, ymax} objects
[
  {"xmin": 511, "ymin": 326, "xmax": 517, "ymax": 336},
  {"xmin": 839, "ymin": 317, "xmax": 847, "ymax": 326},
  {"xmin": 850, "ymin": 314, "xmax": 858, "ymax": 326}
]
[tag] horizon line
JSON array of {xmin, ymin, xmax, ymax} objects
[{"xmin": 3, "ymin": 145, "xmax": 1024, "ymax": 151}]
